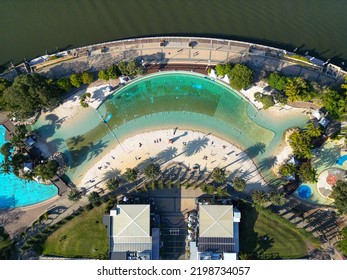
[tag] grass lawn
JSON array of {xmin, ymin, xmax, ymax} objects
[
  {"xmin": 42, "ymin": 204, "xmax": 108, "ymax": 259},
  {"xmin": 239, "ymin": 203, "xmax": 307, "ymax": 259}
]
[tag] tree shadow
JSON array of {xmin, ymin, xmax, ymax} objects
[
  {"xmin": 102, "ymin": 168, "xmax": 122, "ymax": 181},
  {"xmin": 256, "ymin": 234, "xmax": 275, "ymax": 256},
  {"xmin": 156, "ymin": 147, "xmax": 178, "ymax": 164},
  {"xmin": 183, "ymin": 137, "xmax": 209, "ymax": 157},
  {"xmin": 313, "ymin": 145, "xmax": 341, "ymax": 168},
  {"xmin": 88, "ymin": 140, "xmax": 109, "ymax": 160},
  {"xmin": 258, "ymin": 156, "xmax": 278, "ymax": 172},
  {"xmin": 45, "ymin": 114, "xmax": 59, "ymax": 124},
  {"xmin": 69, "ymin": 135, "xmax": 85, "ymax": 146},
  {"xmin": 243, "ymin": 142, "xmax": 266, "ymax": 159}
]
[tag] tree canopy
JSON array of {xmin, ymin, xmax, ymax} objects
[
  {"xmin": 331, "ymin": 180, "xmax": 347, "ymax": 214},
  {"xmin": 297, "ymin": 161, "xmax": 317, "ymax": 183},
  {"xmin": 123, "ymin": 168, "xmax": 138, "ymax": 182},
  {"xmin": 144, "ymin": 163, "xmax": 160, "ymax": 181},
  {"xmin": 288, "ymin": 130, "xmax": 313, "ymax": 159},
  {"xmin": 337, "ymin": 227, "xmax": 347, "ymax": 257},
  {"xmin": 56, "ymin": 77, "xmax": 73, "ymax": 92},
  {"xmin": 34, "ymin": 160, "xmax": 58, "ymax": 180},
  {"xmin": 229, "ymin": 64, "xmax": 254, "ymax": 90},
  {"xmin": 2, "ymin": 74, "xmax": 62, "ymax": 119},
  {"xmin": 214, "ymin": 64, "xmax": 233, "ymax": 77},
  {"xmin": 284, "ymin": 77, "xmax": 315, "ymax": 102},
  {"xmin": 81, "ymin": 72, "xmax": 94, "ymax": 85},
  {"xmin": 211, "ymin": 167, "xmax": 226, "ymax": 183},
  {"xmin": 267, "ymin": 72, "xmax": 287, "ymax": 91},
  {"xmin": 254, "ymin": 92, "xmax": 275, "ymax": 109},
  {"xmin": 106, "ymin": 177, "xmax": 119, "ymax": 191},
  {"xmin": 70, "ymin": 73, "xmax": 82, "ymax": 88},
  {"xmin": 233, "ymin": 177, "xmax": 246, "ymax": 192}
]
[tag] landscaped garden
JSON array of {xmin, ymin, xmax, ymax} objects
[
  {"xmin": 239, "ymin": 202, "xmax": 315, "ymax": 259},
  {"xmin": 41, "ymin": 203, "xmax": 108, "ymax": 259}
]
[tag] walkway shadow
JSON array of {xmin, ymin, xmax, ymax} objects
[{"xmin": 183, "ymin": 137, "xmax": 209, "ymax": 157}]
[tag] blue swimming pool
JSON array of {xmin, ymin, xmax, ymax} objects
[
  {"xmin": 297, "ymin": 185, "xmax": 312, "ymax": 199},
  {"xmin": 0, "ymin": 126, "xmax": 58, "ymax": 209},
  {"xmin": 336, "ymin": 155, "xmax": 347, "ymax": 166}
]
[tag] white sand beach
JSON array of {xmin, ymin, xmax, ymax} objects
[{"xmin": 79, "ymin": 128, "xmax": 268, "ymax": 194}]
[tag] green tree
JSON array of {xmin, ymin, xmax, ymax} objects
[
  {"xmin": 70, "ymin": 73, "xmax": 82, "ymax": 88},
  {"xmin": 107, "ymin": 65, "xmax": 120, "ymax": 79},
  {"xmin": 229, "ymin": 64, "xmax": 254, "ymax": 90},
  {"xmin": 233, "ymin": 176, "xmax": 246, "ymax": 192},
  {"xmin": 34, "ymin": 160, "xmax": 58, "ymax": 180},
  {"xmin": 0, "ymin": 142, "xmax": 13, "ymax": 159},
  {"xmin": 0, "ymin": 161, "xmax": 11, "ymax": 174},
  {"xmin": 251, "ymin": 190, "xmax": 268, "ymax": 207},
  {"xmin": 321, "ymin": 89, "xmax": 346, "ymax": 119},
  {"xmin": 81, "ymin": 72, "xmax": 94, "ymax": 85},
  {"xmin": 98, "ymin": 70, "xmax": 109, "ymax": 81},
  {"xmin": 337, "ymin": 227, "xmax": 347, "ymax": 256},
  {"xmin": 68, "ymin": 189, "xmax": 82, "ymax": 203},
  {"xmin": 201, "ymin": 183, "xmax": 215, "ymax": 194},
  {"xmin": 297, "ymin": 161, "xmax": 317, "ymax": 183},
  {"xmin": 118, "ymin": 61, "xmax": 128, "ymax": 75},
  {"xmin": 331, "ymin": 180, "xmax": 347, "ymax": 214},
  {"xmin": 216, "ymin": 187, "xmax": 228, "ymax": 196},
  {"xmin": 211, "ymin": 167, "xmax": 226, "ymax": 183},
  {"xmin": 267, "ymin": 72, "xmax": 287, "ymax": 91},
  {"xmin": 80, "ymin": 92, "xmax": 91, "ymax": 108},
  {"xmin": 254, "ymin": 92, "xmax": 275, "ymax": 109},
  {"xmin": 279, "ymin": 163, "xmax": 296, "ymax": 177},
  {"xmin": 56, "ymin": 77, "xmax": 73, "ymax": 92},
  {"xmin": 288, "ymin": 130, "xmax": 313, "ymax": 159},
  {"xmin": 2, "ymin": 74, "xmax": 62, "ymax": 119},
  {"xmin": 215, "ymin": 64, "xmax": 233, "ymax": 77},
  {"xmin": 0, "ymin": 78, "xmax": 11, "ymax": 93},
  {"xmin": 284, "ymin": 77, "xmax": 315, "ymax": 102},
  {"xmin": 144, "ymin": 163, "xmax": 160, "ymax": 181},
  {"xmin": 123, "ymin": 168, "xmax": 138, "ymax": 182},
  {"xmin": 127, "ymin": 60, "xmax": 143, "ymax": 76},
  {"xmin": 106, "ymin": 177, "xmax": 119, "ymax": 191},
  {"xmin": 269, "ymin": 191, "xmax": 286, "ymax": 206},
  {"xmin": 304, "ymin": 122, "xmax": 322, "ymax": 138},
  {"xmin": 88, "ymin": 191, "xmax": 101, "ymax": 206}
]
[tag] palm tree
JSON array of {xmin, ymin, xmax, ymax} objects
[
  {"xmin": 144, "ymin": 163, "xmax": 160, "ymax": 181},
  {"xmin": 0, "ymin": 161, "xmax": 11, "ymax": 174},
  {"xmin": 211, "ymin": 167, "xmax": 226, "ymax": 183},
  {"xmin": 269, "ymin": 191, "xmax": 286, "ymax": 206},
  {"xmin": 304, "ymin": 122, "xmax": 322, "ymax": 138},
  {"xmin": 68, "ymin": 189, "xmax": 82, "ymax": 203},
  {"xmin": 216, "ymin": 187, "xmax": 229, "ymax": 196},
  {"xmin": 88, "ymin": 191, "xmax": 100, "ymax": 206},
  {"xmin": 279, "ymin": 163, "xmax": 297, "ymax": 177},
  {"xmin": 298, "ymin": 162, "xmax": 317, "ymax": 183},
  {"xmin": 233, "ymin": 177, "xmax": 246, "ymax": 192},
  {"xmin": 123, "ymin": 168, "xmax": 138, "ymax": 182},
  {"xmin": 106, "ymin": 177, "xmax": 119, "ymax": 191},
  {"xmin": 251, "ymin": 190, "xmax": 268, "ymax": 207},
  {"xmin": 201, "ymin": 183, "xmax": 215, "ymax": 195},
  {"xmin": 288, "ymin": 130, "xmax": 313, "ymax": 159}
]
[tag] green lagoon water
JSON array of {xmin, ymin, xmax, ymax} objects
[
  {"xmin": 33, "ymin": 72, "xmax": 308, "ymax": 183},
  {"xmin": 1, "ymin": 0, "xmax": 346, "ymax": 68}
]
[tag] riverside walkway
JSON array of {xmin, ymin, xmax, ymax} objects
[{"xmin": 3, "ymin": 37, "xmax": 345, "ymax": 87}]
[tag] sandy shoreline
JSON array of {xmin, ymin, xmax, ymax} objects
[{"xmin": 79, "ymin": 128, "xmax": 268, "ymax": 193}]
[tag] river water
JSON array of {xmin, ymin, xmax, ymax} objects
[{"xmin": 0, "ymin": 0, "xmax": 346, "ymax": 69}]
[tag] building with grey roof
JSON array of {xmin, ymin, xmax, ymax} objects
[
  {"xmin": 103, "ymin": 204, "xmax": 160, "ymax": 260},
  {"xmin": 190, "ymin": 204, "xmax": 241, "ymax": 260}
]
